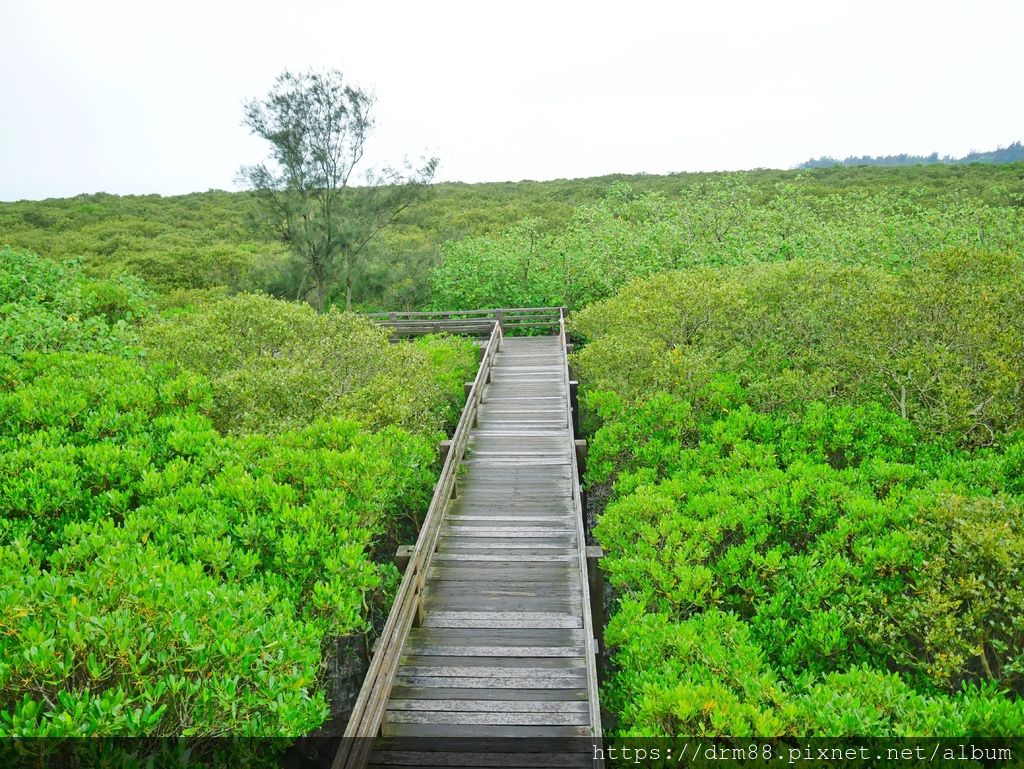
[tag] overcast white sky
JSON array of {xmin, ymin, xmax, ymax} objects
[{"xmin": 2, "ymin": 0, "xmax": 1021, "ymax": 201}]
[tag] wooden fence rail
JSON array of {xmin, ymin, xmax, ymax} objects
[{"xmin": 365, "ymin": 307, "xmax": 565, "ymax": 337}]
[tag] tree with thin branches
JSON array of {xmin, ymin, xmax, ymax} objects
[{"xmin": 240, "ymin": 69, "xmax": 437, "ymax": 312}]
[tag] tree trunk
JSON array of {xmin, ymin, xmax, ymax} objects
[
  {"xmin": 345, "ymin": 254, "xmax": 353, "ymax": 311},
  {"xmin": 313, "ymin": 263, "xmax": 326, "ymax": 314}
]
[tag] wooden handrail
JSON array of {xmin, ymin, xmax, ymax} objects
[
  {"xmin": 332, "ymin": 320, "xmax": 504, "ymax": 769},
  {"xmin": 364, "ymin": 307, "xmax": 566, "ymax": 335},
  {"xmin": 559, "ymin": 309, "xmax": 604, "ymax": 753},
  {"xmin": 364, "ymin": 306, "xmax": 564, "ymax": 318}
]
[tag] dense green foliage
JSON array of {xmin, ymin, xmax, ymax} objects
[
  {"xmin": 430, "ymin": 177, "xmax": 1024, "ymax": 311},
  {"xmin": 587, "ymin": 392, "xmax": 1024, "ymax": 736},
  {"xmin": 5, "ymin": 162, "xmax": 1024, "ymax": 741},
  {"xmin": 0, "ymin": 246, "xmax": 150, "ymax": 356},
  {"xmin": 143, "ymin": 294, "xmax": 475, "ymax": 435},
  {"xmin": 572, "ymin": 253, "xmax": 1024, "ymax": 446},
  {"xmin": 0, "ymin": 247, "xmax": 476, "ymax": 739},
  {"xmin": 4, "ymin": 164, "xmax": 1023, "ymax": 311},
  {"xmin": 573, "ymin": 260, "xmax": 1024, "ymax": 736}
]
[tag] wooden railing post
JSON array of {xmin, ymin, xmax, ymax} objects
[
  {"xmin": 574, "ymin": 439, "xmax": 587, "ymax": 482},
  {"xmin": 586, "ymin": 545, "xmax": 605, "ymax": 675},
  {"xmin": 575, "ymin": 439, "xmax": 588, "ymax": 524},
  {"xmin": 394, "ymin": 545, "xmax": 414, "ymax": 572},
  {"xmin": 569, "ymin": 379, "xmax": 580, "ymax": 437}
]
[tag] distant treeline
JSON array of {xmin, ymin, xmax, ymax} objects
[{"xmin": 800, "ymin": 141, "xmax": 1024, "ymax": 169}]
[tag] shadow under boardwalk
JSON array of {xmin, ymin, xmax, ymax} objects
[{"xmin": 384, "ymin": 336, "xmax": 598, "ymax": 750}]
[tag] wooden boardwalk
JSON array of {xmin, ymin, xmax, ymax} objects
[{"xmin": 335, "ymin": 312, "xmax": 601, "ymax": 768}]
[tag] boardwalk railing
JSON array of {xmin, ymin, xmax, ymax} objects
[
  {"xmin": 559, "ymin": 311, "xmax": 603, "ymax": 739},
  {"xmin": 365, "ymin": 307, "xmax": 563, "ymax": 336},
  {"xmin": 332, "ymin": 320, "xmax": 504, "ymax": 769}
]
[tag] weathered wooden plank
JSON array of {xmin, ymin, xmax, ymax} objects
[
  {"xmin": 447, "ymin": 509, "xmax": 575, "ymax": 520},
  {"xmin": 462, "ymin": 457, "xmax": 569, "ymax": 467},
  {"xmin": 391, "ymin": 674, "xmax": 586, "ymax": 690},
  {"xmin": 442, "ymin": 518, "xmax": 574, "ymax": 529},
  {"xmin": 425, "ymin": 581, "xmax": 580, "ymax": 597},
  {"xmin": 459, "ymin": 476, "xmax": 572, "ymax": 485},
  {"xmin": 453, "ymin": 490, "xmax": 573, "ymax": 502},
  {"xmin": 463, "ymin": 450, "xmax": 570, "ymax": 459},
  {"xmin": 425, "ymin": 596, "xmax": 582, "ymax": 613},
  {"xmin": 401, "ymin": 655, "xmax": 585, "ymax": 670},
  {"xmin": 440, "ymin": 528, "xmax": 575, "ymax": 539},
  {"xmin": 387, "ymin": 699, "xmax": 588, "ymax": 714},
  {"xmin": 480, "ymin": 394, "xmax": 568, "ymax": 404},
  {"xmin": 466, "ymin": 449, "xmax": 568, "ymax": 459},
  {"xmin": 479, "ymin": 391, "xmax": 569, "ymax": 397},
  {"xmin": 469, "ymin": 432, "xmax": 569, "ymax": 444},
  {"xmin": 477, "ymin": 405, "xmax": 566, "ymax": 414},
  {"xmin": 468, "ymin": 429, "xmax": 569, "ymax": 436},
  {"xmin": 440, "ymin": 528, "xmax": 577, "ymax": 540},
  {"xmin": 369, "ymin": 746, "xmax": 593, "ymax": 767},
  {"xmin": 462, "ymin": 464, "xmax": 572, "ymax": 478},
  {"xmin": 463, "ymin": 450, "xmax": 571, "ymax": 460},
  {"xmin": 371, "ymin": 735, "xmax": 595, "ymax": 755},
  {"xmin": 368, "ymin": 756, "xmax": 590, "ymax": 769},
  {"xmin": 438, "ymin": 538, "xmax": 575, "ymax": 549},
  {"xmin": 408, "ymin": 627, "xmax": 583, "ymax": 645},
  {"xmin": 421, "ymin": 611, "xmax": 582, "ymax": 629},
  {"xmin": 440, "ymin": 530, "xmax": 574, "ymax": 540},
  {"xmin": 465, "ymin": 452, "xmax": 569, "ymax": 461},
  {"xmin": 384, "ymin": 711, "xmax": 590, "ymax": 726},
  {"xmin": 403, "ymin": 643, "xmax": 584, "ymax": 658},
  {"xmin": 430, "ymin": 553, "xmax": 578, "ymax": 563},
  {"xmin": 455, "ymin": 473, "xmax": 571, "ymax": 483},
  {"xmin": 427, "ymin": 565, "xmax": 576, "ymax": 582},
  {"xmin": 388, "ymin": 686, "xmax": 587, "ymax": 702},
  {"xmin": 448, "ymin": 501, "xmax": 575, "ymax": 515},
  {"xmin": 442, "ymin": 517, "xmax": 572, "ymax": 526},
  {"xmin": 396, "ymin": 669, "xmax": 585, "ymax": 684},
  {"xmin": 380, "ymin": 723, "xmax": 593, "ymax": 738}
]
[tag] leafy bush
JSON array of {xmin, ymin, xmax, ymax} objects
[
  {"xmin": 431, "ymin": 179, "xmax": 1024, "ymax": 310},
  {"xmin": 607, "ymin": 603, "xmax": 1024, "ymax": 737},
  {"xmin": 0, "ymin": 252, "xmax": 473, "ymax": 738},
  {"xmin": 572, "ymin": 253, "xmax": 1024, "ymax": 445},
  {"xmin": 142, "ymin": 293, "xmax": 476, "ymax": 435},
  {"xmin": 0, "ymin": 538, "xmax": 326, "ymax": 737},
  {"xmin": 589, "ymin": 390, "xmax": 1024, "ymax": 736},
  {"xmin": 0, "ymin": 346, "xmax": 439, "ymax": 735},
  {"xmin": 1, "ymin": 247, "xmax": 151, "ymax": 357},
  {"xmin": 0, "ymin": 352, "xmax": 209, "ymax": 553}
]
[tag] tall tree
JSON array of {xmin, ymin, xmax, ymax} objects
[{"xmin": 240, "ymin": 69, "xmax": 437, "ymax": 312}]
